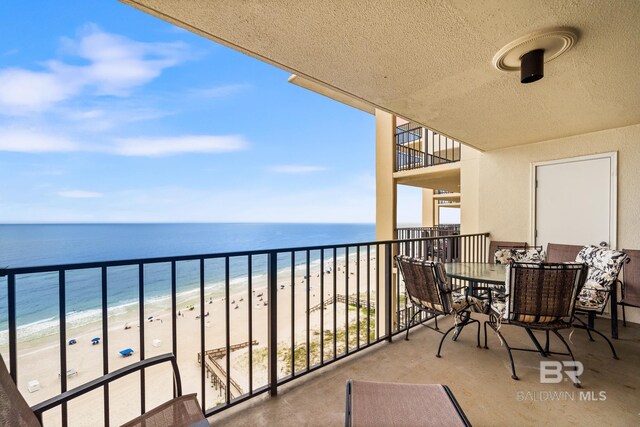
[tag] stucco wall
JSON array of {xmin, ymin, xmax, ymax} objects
[
  {"xmin": 473, "ymin": 123, "xmax": 640, "ymax": 249},
  {"xmin": 463, "ymin": 123, "xmax": 640, "ymax": 322}
]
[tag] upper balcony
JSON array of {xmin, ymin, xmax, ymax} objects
[
  {"xmin": 395, "ymin": 122, "xmax": 461, "ymax": 173},
  {"xmin": 394, "ymin": 121, "xmax": 462, "ymax": 192}
]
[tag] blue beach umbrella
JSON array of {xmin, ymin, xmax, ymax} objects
[
  {"xmin": 68, "ymin": 339, "xmax": 77, "ymax": 345},
  {"xmin": 119, "ymin": 348, "xmax": 134, "ymax": 357},
  {"xmin": 91, "ymin": 337, "xmax": 100, "ymax": 344}
]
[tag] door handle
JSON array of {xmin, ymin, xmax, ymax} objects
[{"xmin": 599, "ymin": 241, "xmax": 608, "ymax": 247}]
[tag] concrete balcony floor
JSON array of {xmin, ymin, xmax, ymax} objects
[{"xmin": 209, "ymin": 315, "xmax": 640, "ymax": 426}]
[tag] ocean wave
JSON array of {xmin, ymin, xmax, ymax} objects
[{"xmin": 0, "ymin": 254, "xmax": 347, "ymax": 345}]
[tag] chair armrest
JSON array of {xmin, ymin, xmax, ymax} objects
[
  {"xmin": 617, "ymin": 279, "xmax": 625, "ymax": 299},
  {"xmin": 31, "ymin": 353, "xmax": 182, "ymax": 420}
]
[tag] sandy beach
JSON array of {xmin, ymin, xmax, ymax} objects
[{"xmin": 10, "ymin": 254, "xmax": 379, "ymax": 426}]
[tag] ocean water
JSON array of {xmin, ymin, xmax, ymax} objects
[{"xmin": 0, "ymin": 223, "xmax": 375, "ymax": 343}]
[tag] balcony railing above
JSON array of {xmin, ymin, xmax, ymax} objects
[
  {"xmin": 395, "ymin": 124, "xmax": 461, "ymax": 172},
  {"xmin": 396, "ymin": 225, "xmax": 460, "ymax": 240}
]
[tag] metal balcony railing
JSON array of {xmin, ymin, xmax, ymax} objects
[
  {"xmin": 396, "ymin": 225, "xmax": 460, "ymax": 240},
  {"xmin": 0, "ymin": 233, "xmax": 488, "ymax": 425},
  {"xmin": 395, "ymin": 124, "xmax": 461, "ymax": 172}
]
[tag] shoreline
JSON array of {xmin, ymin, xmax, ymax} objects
[
  {"xmin": 9, "ymin": 254, "xmax": 377, "ymax": 426},
  {"xmin": 0, "ymin": 252, "xmax": 360, "ymax": 348}
]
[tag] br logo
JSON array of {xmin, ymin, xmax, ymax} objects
[{"xmin": 540, "ymin": 361, "xmax": 583, "ymax": 384}]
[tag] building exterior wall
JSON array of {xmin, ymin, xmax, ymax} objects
[{"xmin": 462, "ymin": 123, "xmax": 640, "ymax": 322}]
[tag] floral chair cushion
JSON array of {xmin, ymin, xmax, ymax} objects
[
  {"xmin": 407, "ymin": 287, "xmax": 484, "ymax": 314},
  {"xmin": 451, "ymin": 292, "xmax": 486, "ymax": 314},
  {"xmin": 401, "ymin": 259, "xmax": 481, "ymax": 315},
  {"xmin": 575, "ymin": 246, "xmax": 628, "ymax": 311},
  {"xmin": 494, "ymin": 248, "xmax": 544, "ymax": 265}
]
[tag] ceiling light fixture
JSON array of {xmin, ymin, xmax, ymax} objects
[
  {"xmin": 493, "ymin": 27, "xmax": 579, "ymax": 84},
  {"xmin": 520, "ymin": 49, "xmax": 544, "ymax": 84}
]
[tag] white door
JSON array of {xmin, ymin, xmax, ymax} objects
[{"xmin": 534, "ymin": 153, "xmax": 617, "ymax": 250}]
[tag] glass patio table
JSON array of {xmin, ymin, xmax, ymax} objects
[
  {"xmin": 444, "ymin": 262, "xmax": 506, "ymax": 289},
  {"xmin": 444, "ymin": 262, "xmax": 549, "ymax": 356},
  {"xmin": 440, "ymin": 263, "xmax": 507, "ymax": 344}
]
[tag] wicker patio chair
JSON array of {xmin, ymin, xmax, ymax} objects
[
  {"xmin": 488, "ymin": 240, "xmax": 526, "ymax": 264},
  {"xmin": 484, "ymin": 262, "xmax": 588, "ymax": 385},
  {"xmin": 546, "ymin": 243, "xmax": 583, "ymax": 263},
  {"xmin": 620, "ymin": 249, "xmax": 640, "ymax": 327},
  {"xmin": 395, "ymin": 256, "xmax": 481, "ymax": 357},
  {"xmin": 0, "ymin": 353, "xmax": 207, "ymax": 427},
  {"xmin": 345, "ymin": 380, "xmax": 471, "ymax": 427},
  {"xmin": 572, "ymin": 245, "xmax": 629, "ymax": 359}
]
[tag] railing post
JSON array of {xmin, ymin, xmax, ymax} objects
[
  {"xmin": 267, "ymin": 251, "xmax": 278, "ymax": 396},
  {"xmin": 7, "ymin": 274, "xmax": 17, "ymax": 384},
  {"xmin": 59, "ymin": 270, "xmax": 68, "ymax": 427},
  {"xmin": 385, "ymin": 243, "xmax": 393, "ymax": 342}
]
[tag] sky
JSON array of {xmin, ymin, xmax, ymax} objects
[{"xmin": 0, "ymin": 1, "xmax": 424, "ymax": 224}]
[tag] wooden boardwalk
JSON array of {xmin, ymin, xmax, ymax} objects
[
  {"xmin": 308, "ymin": 294, "xmax": 370, "ymax": 313},
  {"xmin": 197, "ymin": 340, "xmax": 258, "ymax": 398}
]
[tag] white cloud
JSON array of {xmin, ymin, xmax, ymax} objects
[
  {"xmin": 0, "ymin": 68, "xmax": 79, "ymax": 110},
  {"xmin": 0, "ymin": 127, "xmax": 248, "ymax": 157},
  {"xmin": 192, "ymin": 84, "xmax": 250, "ymax": 98},
  {"xmin": 0, "ymin": 129, "xmax": 78, "ymax": 152},
  {"xmin": 0, "ymin": 24, "xmax": 191, "ymax": 113},
  {"xmin": 113, "ymin": 135, "xmax": 248, "ymax": 157},
  {"xmin": 62, "ymin": 105, "xmax": 171, "ymax": 132},
  {"xmin": 58, "ymin": 190, "xmax": 103, "ymax": 198},
  {"xmin": 269, "ymin": 165, "xmax": 327, "ymax": 174}
]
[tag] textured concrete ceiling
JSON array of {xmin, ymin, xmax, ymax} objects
[{"xmin": 121, "ymin": 0, "xmax": 640, "ymax": 151}]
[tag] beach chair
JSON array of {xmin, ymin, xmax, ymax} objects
[
  {"xmin": 27, "ymin": 380, "xmax": 40, "ymax": 393},
  {"xmin": 0, "ymin": 353, "xmax": 207, "ymax": 427},
  {"xmin": 345, "ymin": 380, "xmax": 470, "ymax": 426}
]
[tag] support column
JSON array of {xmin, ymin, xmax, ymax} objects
[
  {"xmin": 376, "ymin": 109, "xmax": 397, "ymax": 240},
  {"xmin": 460, "ymin": 145, "xmax": 481, "ymax": 235},
  {"xmin": 375, "ymin": 109, "xmax": 397, "ymax": 337},
  {"xmin": 460, "ymin": 144, "xmax": 482, "ymax": 261},
  {"xmin": 422, "ymin": 189, "xmax": 435, "ymax": 227}
]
